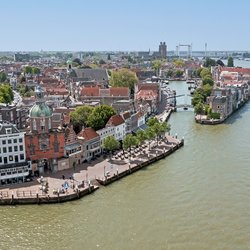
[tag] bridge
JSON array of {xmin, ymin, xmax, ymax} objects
[{"xmin": 175, "ymin": 104, "xmax": 193, "ymax": 108}]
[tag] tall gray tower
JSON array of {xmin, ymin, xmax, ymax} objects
[{"xmin": 159, "ymin": 42, "xmax": 167, "ymax": 59}]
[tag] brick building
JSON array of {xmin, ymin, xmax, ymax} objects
[{"xmin": 25, "ymin": 86, "xmax": 65, "ymax": 174}]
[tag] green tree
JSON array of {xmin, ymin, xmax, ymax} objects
[
  {"xmin": 32, "ymin": 67, "xmax": 40, "ymax": 75},
  {"xmin": 87, "ymin": 105, "xmax": 116, "ymax": 131},
  {"xmin": 203, "ymin": 84, "xmax": 212, "ymax": 96},
  {"xmin": 200, "ymin": 68, "xmax": 212, "ymax": 79},
  {"xmin": 70, "ymin": 106, "xmax": 94, "ymax": 132},
  {"xmin": 73, "ymin": 58, "xmax": 82, "ymax": 65},
  {"xmin": 203, "ymin": 57, "xmax": 216, "ymax": 67},
  {"xmin": 153, "ymin": 122, "xmax": 170, "ymax": 144},
  {"xmin": 145, "ymin": 127, "xmax": 155, "ymax": 150},
  {"xmin": 147, "ymin": 117, "xmax": 170, "ymax": 144},
  {"xmin": 195, "ymin": 68, "xmax": 203, "ymax": 78},
  {"xmin": 175, "ymin": 70, "xmax": 183, "ymax": 78},
  {"xmin": 173, "ymin": 59, "xmax": 184, "ymax": 68},
  {"xmin": 194, "ymin": 102, "xmax": 204, "ymax": 114},
  {"xmin": 23, "ymin": 66, "xmax": 33, "ymax": 75},
  {"xmin": 103, "ymin": 136, "xmax": 120, "ymax": 157},
  {"xmin": 136, "ymin": 130, "xmax": 147, "ymax": 147},
  {"xmin": 0, "ymin": 72, "xmax": 7, "ymax": 82},
  {"xmin": 0, "ymin": 84, "xmax": 14, "ymax": 104},
  {"xmin": 227, "ymin": 57, "xmax": 234, "ymax": 67},
  {"xmin": 147, "ymin": 117, "xmax": 160, "ymax": 127},
  {"xmin": 99, "ymin": 59, "xmax": 106, "ymax": 65},
  {"xmin": 202, "ymin": 76, "xmax": 214, "ymax": 86},
  {"xmin": 166, "ymin": 69, "xmax": 174, "ymax": 78},
  {"xmin": 19, "ymin": 75, "xmax": 26, "ymax": 83},
  {"xmin": 192, "ymin": 92, "xmax": 205, "ymax": 107},
  {"xmin": 152, "ymin": 60, "xmax": 163, "ymax": 75},
  {"xmin": 110, "ymin": 68, "xmax": 138, "ymax": 94},
  {"xmin": 123, "ymin": 134, "xmax": 138, "ymax": 156}
]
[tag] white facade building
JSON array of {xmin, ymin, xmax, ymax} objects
[
  {"xmin": 0, "ymin": 122, "xmax": 30, "ymax": 185},
  {"xmin": 96, "ymin": 126, "xmax": 116, "ymax": 149},
  {"xmin": 106, "ymin": 115, "xmax": 126, "ymax": 141}
]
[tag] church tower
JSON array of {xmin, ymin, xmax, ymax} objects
[{"xmin": 29, "ymin": 85, "xmax": 52, "ymax": 133}]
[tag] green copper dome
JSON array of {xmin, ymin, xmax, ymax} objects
[{"xmin": 30, "ymin": 103, "xmax": 52, "ymax": 118}]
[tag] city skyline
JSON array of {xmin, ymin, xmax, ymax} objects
[{"xmin": 2, "ymin": 0, "xmax": 250, "ymax": 51}]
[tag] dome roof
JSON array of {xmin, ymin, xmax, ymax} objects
[{"xmin": 30, "ymin": 103, "xmax": 52, "ymax": 118}]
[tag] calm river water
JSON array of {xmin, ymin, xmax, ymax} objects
[{"xmin": 1, "ymin": 81, "xmax": 250, "ymax": 250}]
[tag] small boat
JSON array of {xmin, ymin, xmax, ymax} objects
[{"xmin": 186, "ymin": 80, "xmax": 195, "ymax": 84}]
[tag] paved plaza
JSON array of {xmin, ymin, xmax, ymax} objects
[{"xmin": 0, "ymin": 135, "xmax": 181, "ymax": 200}]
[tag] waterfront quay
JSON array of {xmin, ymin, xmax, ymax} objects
[{"xmin": 0, "ymin": 135, "xmax": 183, "ymax": 205}]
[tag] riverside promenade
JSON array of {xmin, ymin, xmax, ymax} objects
[{"xmin": 0, "ymin": 135, "xmax": 183, "ymax": 205}]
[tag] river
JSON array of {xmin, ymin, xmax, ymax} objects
[{"xmin": 1, "ymin": 81, "xmax": 250, "ymax": 250}]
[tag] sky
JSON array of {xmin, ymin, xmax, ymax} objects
[{"xmin": 2, "ymin": 0, "xmax": 250, "ymax": 52}]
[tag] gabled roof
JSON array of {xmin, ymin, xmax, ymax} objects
[
  {"xmin": 0, "ymin": 122, "xmax": 20, "ymax": 135},
  {"xmin": 72, "ymin": 69, "xmax": 108, "ymax": 81},
  {"xmin": 110, "ymin": 87, "xmax": 129, "ymax": 97},
  {"xmin": 80, "ymin": 86, "xmax": 100, "ymax": 96},
  {"xmin": 78, "ymin": 127, "xmax": 99, "ymax": 141},
  {"xmin": 106, "ymin": 114, "xmax": 125, "ymax": 127},
  {"xmin": 122, "ymin": 111, "xmax": 131, "ymax": 120}
]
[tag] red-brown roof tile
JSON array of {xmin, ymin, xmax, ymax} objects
[
  {"xmin": 78, "ymin": 127, "xmax": 99, "ymax": 141},
  {"xmin": 106, "ymin": 114, "xmax": 125, "ymax": 126}
]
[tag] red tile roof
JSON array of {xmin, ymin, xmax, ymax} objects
[
  {"xmin": 46, "ymin": 88, "xmax": 69, "ymax": 95},
  {"xmin": 80, "ymin": 86, "xmax": 100, "ymax": 96},
  {"xmin": 122, "ymin": 111, "xmax": 131, "ymax": 120},
  {"xmin": 78, "ymin": 127, "xmax": 99, "ymax": 141},
  {"xmin": 106, "ymin": 114, "xmax": 125, "ymax": 126},
  {"xmin": 220, "ymin": 67, "xmax": 250, "ymax": 74},
  {"xmin": 136, "ymin": 90, "xmax": 157, "ymax": 100},
  {"xmin": 110, "ymin": 87, "xmax": 129, "ymax": 97}
]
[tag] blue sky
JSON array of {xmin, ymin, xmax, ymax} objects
[{"xmin": 2, "ymin": 0, "xmax": 250, "ymax": 51}]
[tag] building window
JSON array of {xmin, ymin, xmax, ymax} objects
[
  {"xmin": 13, "ymin": 139, "xmax": 17, "ymax": 143},
  {"xmin": 0, "ymin": 157, "xmax": 2, "ymax": 163},
  {"xmin": 2, "ymin": 140, "xmax": 6, "ymax": 145},
  {"xmin": 9, "ymin": 156, "xmax": 13, "ymax": 161},
  {"xmin": 4, "ymin": 157, "xmax": 7, "ymax": 164},
  {"xmin": 54, "ymin": 141, "xmax": 59, "ymax": 152},
  {"xmin": 8, "ymin": 147, "xmax": 12, "ymax": 153},
  {"xmin": 3, "ymin": 147, "xmax": 6, "ymax": 153},
  {"xmin": 19, "ymin": 138, "xmax": 23, "ymax": 143},
  {"xmin": 15, "ymin": 155, "xmax": 18, "ymax": 162},
  {"xmin": 49, "ymin": 118, "xmax": 51, "ymax": 130},
  {"xmin": 14, "ymin": 146, "xmax": 18, "ymax": 152},
  {"xmin": 41, "ymin": 118, "xmax": 45, "ymax": 131},
  {"xmin": 19, "ymin": 145, "xmax": 23, "ymax": 151},
  {"xmin": 6, "ymin": 128, "xmax": 12, "ymax": 134},
  {"xmin": 8, "ymin": 139, "xmax": 11, "ymax": 144},
  {"xmin": 20, "ymin": 154, "xmax": 24, "ymax": 160},
  {"xmin": 33, "ymin": 119, "xmax": 37, "ymax": 130}
]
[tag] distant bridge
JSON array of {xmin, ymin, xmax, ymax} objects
[{"xmin": 175, "ymin": 104, "xmax": 193, "ymax": 108}]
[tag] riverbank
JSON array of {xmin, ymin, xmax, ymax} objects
[
  {"xmin": 0, "ymin": 135, "xmax": 183, "ymax": 205},
  {"xmin": 195, "ymin": 98, "xmax": 249, "ymax": 125}
]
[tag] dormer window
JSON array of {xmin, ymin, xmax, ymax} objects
[{"xmin": 6, "ymin": 128, "xmax": 11, "ymax": 134}]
